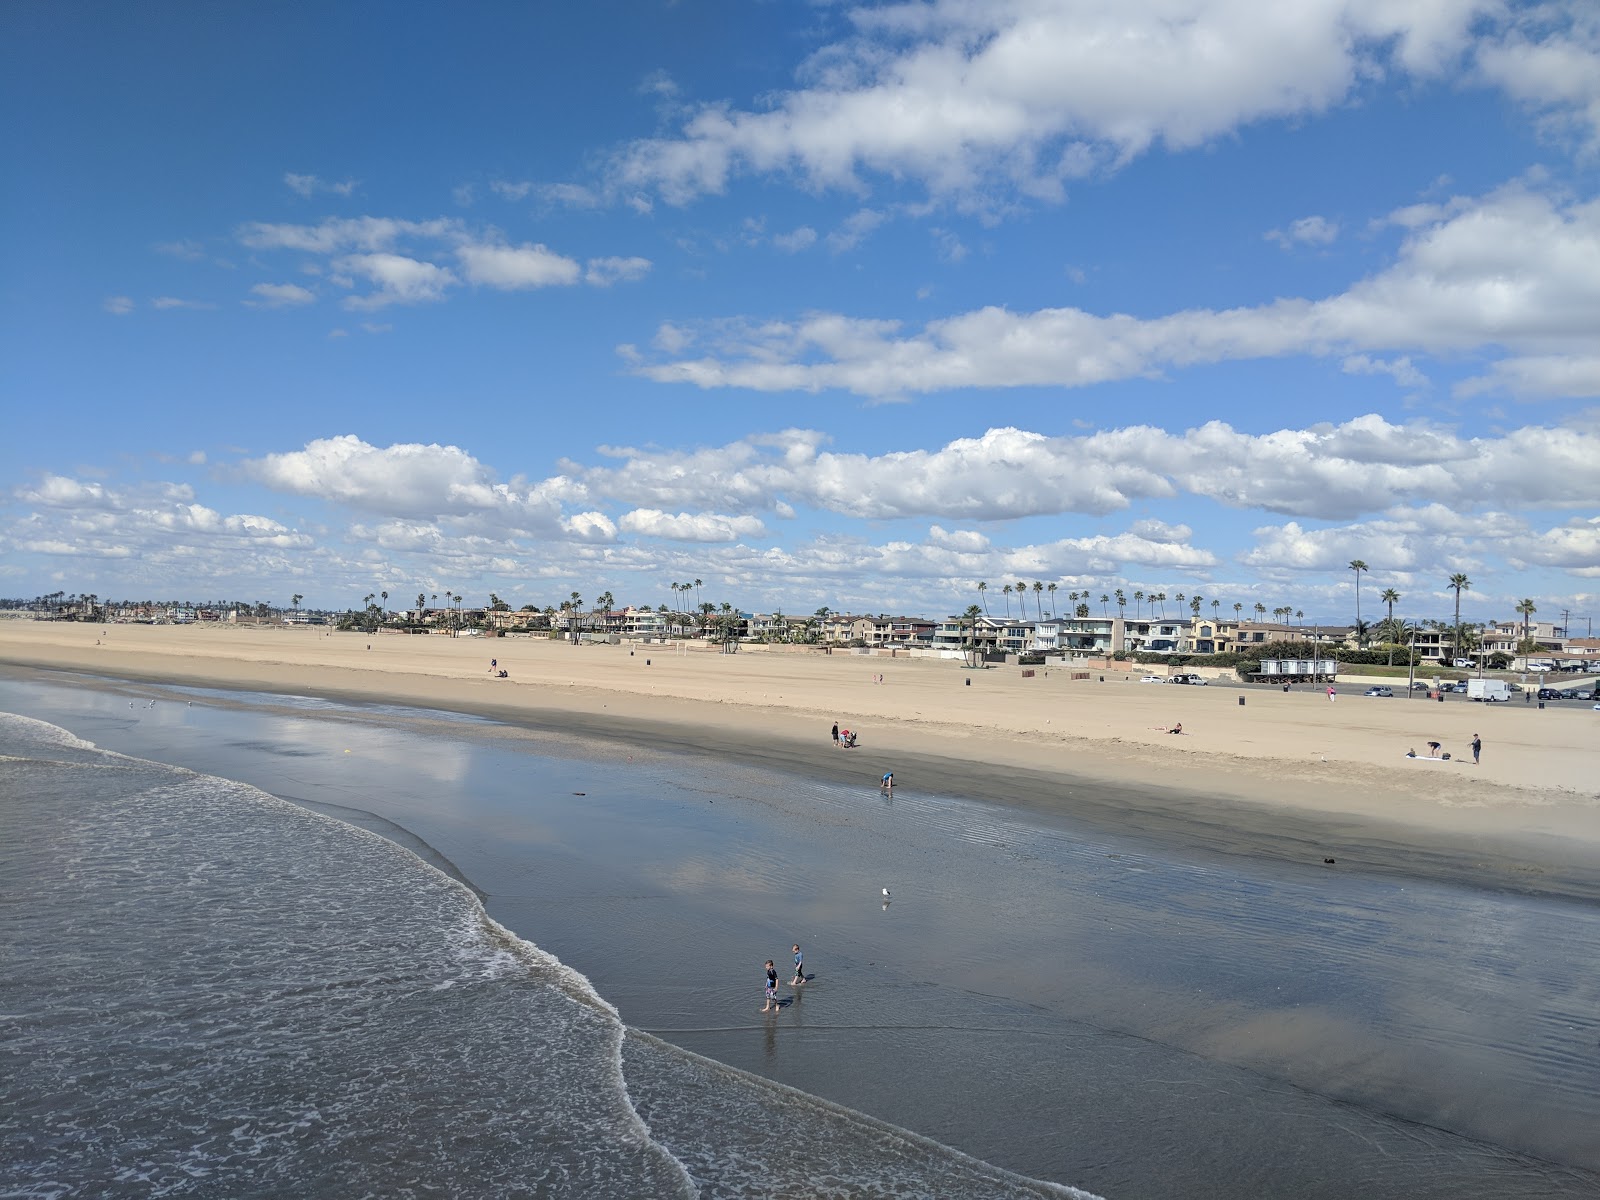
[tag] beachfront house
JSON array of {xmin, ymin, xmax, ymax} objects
[{"xmin": 847, "ymin": 615, "xmax": 938, "ymax": 647}]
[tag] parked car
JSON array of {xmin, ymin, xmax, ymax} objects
[
  {"xmin": 1363, "ymin": 686, "xmax": 1394, "ymax": 697},
  {"xmin": 1409, "ymin": 681, "xmax": 1431, "ymax": 691},
  {"xmin": 1171, "ymin": 673, "xmax": 1209, "ymax": 685},
  {"xmin": 1538, "ymin": 687, "xmax": 1564, "ymax": 700},
  {"xmin": 1139, "ymin": 675, "xmax": 1167, "ymax": 684}
]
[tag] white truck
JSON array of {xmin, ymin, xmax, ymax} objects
[{"xmin": 1467, "ymin": 679, "xmax": 1510, "ymax": 703}]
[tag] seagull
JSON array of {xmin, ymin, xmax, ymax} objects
[{"xmin": 882, "ymin": 887, "xmax": 891, "ymax": 898}]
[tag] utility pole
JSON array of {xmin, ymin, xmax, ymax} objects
[{"xmin": 1559, "ymin": 608, "xmax": 1571, "ymax": 639}]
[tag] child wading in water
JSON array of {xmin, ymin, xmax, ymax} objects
[
  {"xmin": 762, "ymin": 960, "xmax": 779, "ymax": 1012},
  {"xmin": 791, "ymin": 944, "xmax": 805, "ymax": 986}
]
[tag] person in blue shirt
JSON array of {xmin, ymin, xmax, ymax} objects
[
  {"xmin": 762, "ymin": 960, "xmax": 779, "ymax": 1012},
  {"xmin": 791, "ymin": 944, "xmax": 805, "ymax": 986}
]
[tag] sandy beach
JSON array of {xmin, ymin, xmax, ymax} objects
[
  {"xmin": 4, "ymin": 620, "xmax": 1598, "ymax": 897},
  {"xmin": 9, "ymin": 623, "xmax": 1600, "ymax": 1197}
]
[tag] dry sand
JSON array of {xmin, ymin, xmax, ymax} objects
[{"xmin": 5, "ymin": 620, "xmax": 1598, "ymax": 894}]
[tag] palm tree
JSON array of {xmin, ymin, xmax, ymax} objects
[
  {"xmin": 1448, "ymin": 573, "xmax": 1471, "ymax": 662},
  {"xmin": 1295, "ymin": 608, "xmax": 1303, "ymax": 625},
  {"xmin": 1212, "ymin": 599, "xmax": 1221, "ymax": 620},
  {"xmin": 694, "ymin": 579, "xmax": 703, "ymax": 611},
  {"xmin": 1233, "ymin": 602, "xmax": 1243, "ymax": 622},
  {"xmin": 570, "ymin": 591, "xmax": 583, "ymax": 640},
  {"xmin": 1047, "ymin": 582, "xmax": 1057, "ymax": 615},
  {"xmin": 1154, "ymin": 591, "xmax": 1167, "ymax": 619},
  {"xmin": 1348, "ymin": 560, "xmax": 1368, "ymax": 647},
  {"xmin": 1189, "ymin": 594, "xmax": 1202, "ymax": 617},
  {"xmin": 1033, "ymin": 581, "xmax": 1044, "ymax": 620},
  {"xmin": 292, "ymin": 593, "xmax": 303, "ymax": 618},
  {"xmin": 1254, "ymin": 602, "xmax": 1267, "ymax": 623},
  {"xmin": 1100, "ymin": 593, "xmax": 1110, "ymax": 616},
  {"xmin": 1378, "ymin": 588, "xmax": 1401, "ymax": 664},
  {"xmin": 1133, "ymin": 589, "xmax": 1145, "ymax": 618},
  {"xmin": 978, "ymin": 581, "xmax": 989, "ymax": 614},
  {"xmin": 1114, "ymin": 589, "xmax": 1126, "ymax": 619},
  {"xmin": 1002, "ymin": 584, "xmax": 1013, "ymax": 617},
  {"xmin": 1515, "ymin": 598, "xmax": 1537, "ymax": 653}
]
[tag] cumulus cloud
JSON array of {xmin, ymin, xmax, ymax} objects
[
  {"xmin": 104, "ymin": 295, "xmax": 134, "ymax": 315},
  {"xmin": 285, "ymin": 172, "xmax": 358, "ymax": 198},
  {"xmin": 238, "ymin": 216, "xmax": 463, "ymax": 255},
  {"xmin": 237, "ymin": 435, "xmax": 589, "ymax": 537},
  {"xmin": 247, "ymin": 282, "xmax": 316, "ymax": 308},
  {"xmin": 457, "ymin": 241, "xmax": 581, "ymax": 289},
  {"xmin": 607, "ymin": 0, "xmax": 1542, "ymax": 207},
  {"xmin": 1267, "ymin": 215, "xmax": 1340, "ymax": 248},
  {"xmin": 1509, "ymin": 516, "xmax": 1600, "ymax": 575},
  {"xmin": 15, "ymin": 475, "xmax": 117, "ymax": 509},
  {"xmin": 576, "ymin": 414, "xmax": 1600, "ymax": 523},
  {"xmin": 632, "ymin": 181, "xmax": 1600, "ymax": 398},
  {"xmin": 9, "ymin": 475, "xmax": 313, "ymax": 569},
  {"xmin": 233, "ymin": 215, "xmax": 648, "ymax": 307},
  {"xmin": 585, "ymin": 255, "xmax": 652, "ymax": 286},
  {"xmin": 774, "ymin": 226, "xmax": 818, "ymax": 253},
  {"xmin": 334, "ymin": 253, "xmax": 456, "ymax": 309},
  {"xmin": 1342, "ymin": 354, "xmax": 1428, "ymax": 389},
  {"xmin": 617, "ymin": 508, "xmax": 767, "ymax": 541}
]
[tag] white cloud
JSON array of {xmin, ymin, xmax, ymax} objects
[
  {"xmin": 1267, "ymin": 215, "xmax": 1340, "ymax": 248},
  {"xmin": 104, "ymin": 295, "xmax": 134, "ymax": 315},
  {"xmin": 575, "ymin": 415, "xmax": 1600, "ymax": 524},
  {"xmin": 151, "ymin": 296, "xmax": 217, "ymax": 310},
  {"xmin": 564, "ymin": 511, "xmax": 617, "ymax": 542},
  {"xmin": 1475, "ymin": 4, "xmax": 1600, "ymax": 145},
  {"xmin": 1455, "ymin": 354, "xmax": 1600, "ymax": 398},
  {"xmin": 247, "ymin": 282, "xmax": 316, "ymax": 308},
  {"xmin": 617, "ymin": 508, "xmax": 767, "ymax": 541},
  {"xmin": 1342, "ymin": 354, "xmax": 1428, "ymax": 389},
  {"xmin": 457, "ymin": 241, "xmax": 581, "ymax": 289},
  {"xmin": 585, "ymin": 255, "xmax": 652, "ymax": 286},
  {"xmin": 15, "ymin": 475, "xmax": 117, "ymax": 509},
  {"xmin": 238, "ymin": 216, "xmax": 463, "ymax": 255},
  {"xmin": 1509, "ymin": 516, "xmax": 1600, "ymax": 575},
  {"xmin": 826, "ymin": 208, "xmax": 886, "ymax": 254},
  {"xmin": 773, "ymin": 226, "xmax": 818, "ymax": 253},
  {"xmin": 237, "ymin": 435, "xmax": 589, "ymax": 538},
  {"xmin": 154, "ymin": 239, "xmax": 205, "ymax": 260},
  {"xmin": 609, "ymin": 0, "xmax": 1504, "ymax": 206},
  {"xmin": 334, "ymin": 253, "xmax": 456, "ymax": 309},
  {"xmin": 285, "ymin": 172, "xmax": 357, "ymax": 198},
  {"xmin": 633, "ymin": 181, "xmax": 1600, "ymax": 398}
]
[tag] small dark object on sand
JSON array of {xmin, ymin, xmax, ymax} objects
[
  {"xmin": 573, "ymin": 792, "xmax": 587, "ymax": 796},
  {"xmin": 1323, "ymin": 857, "xmax": 1336, "ymax": 864}
]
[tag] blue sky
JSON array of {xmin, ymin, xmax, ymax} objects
[{"xmin": 4, "ymin": 1, "xmax": 1598, "ymax": 629}]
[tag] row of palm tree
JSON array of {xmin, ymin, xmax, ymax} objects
[
  {"xmin": 1350, "ymin": 561, "xmax": 1496, "ymax": 661},
  {"xmin": 976, "ymin": 582, "xmax": 1315, "ymax": 630}
]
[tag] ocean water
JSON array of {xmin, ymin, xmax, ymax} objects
[
  {"xmin": 5, "ymin": 673, "xmax": 1600, "ymax": 1199},
  {"xmin": 0, "ymin": 709, "xmax": 1087, "ymax": 1199}
]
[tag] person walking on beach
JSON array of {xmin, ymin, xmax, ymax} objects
[
  {"xmin": 791, "ymin": 945, "xmax": 805, "ymax": 986},
  {"xmin": 881, "ymin": 771, "xmax": 894, "ymax": 791},
  {"xmin": 832, "ymin": 721, "xmax": 839, "ymax": 747},
  {"xmin": 1327, "ymin": 685, "xmax": 1337, "ymax": 702},
  {"xmin": 1471, "ymin": 733, "xmax": 1482, "ymax": 765},
  {"xmin": 762, "ymin": 960, "xmax": 779, "ymax": 1012},
  {"xmin": 490, "ymin": 657, "xmax": 497, "ymax": 674}
]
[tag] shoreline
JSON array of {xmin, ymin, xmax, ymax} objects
[{"xmin": 5, "ymin": 622, "xmax": 1598, "ymax": 903}]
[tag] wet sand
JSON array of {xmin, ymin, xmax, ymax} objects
[{"xmin": 3, "ymin": 620, "xmax": 1598, "ymax": 900}]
